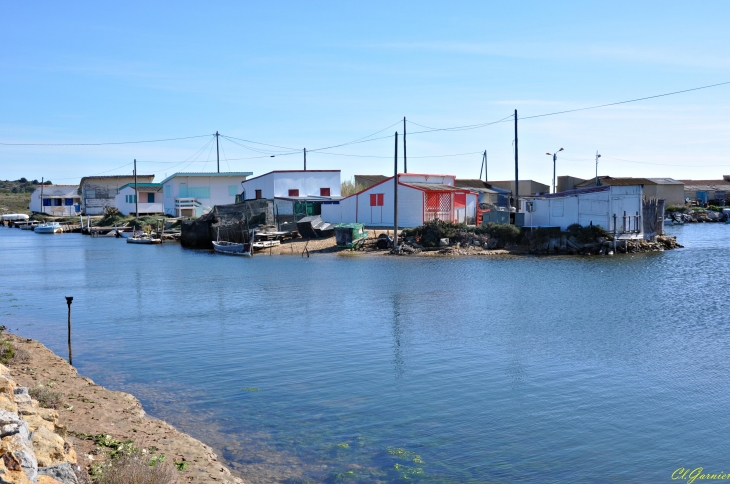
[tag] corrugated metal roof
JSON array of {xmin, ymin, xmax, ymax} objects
[
  {"xmin": 402, "ymin": 182, "xmax": 469, "ymax": 192},
  {"xmin": 355, "ymin": 175, "xmax": 388, "ymax": 184},
  {"xmin": 119, "ymin": 183, "xmax": 163, "ymax": 190},
  {"xmin": 525, "ymin": 185, "xmax": 610, "ymax": 199},
  {"xmin": 160, "ymin": 171, "xmax": 253, "ymax": 185},
  {"xmin": 645, "ymin": 178, "xmax": 683, "ymax": 185},
  {"xmin": 576, "ymin": 177, "xmax": 653, "ymax": 187}
]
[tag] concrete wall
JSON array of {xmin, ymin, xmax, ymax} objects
[
  {"xmin": 81, "ymin": 176, "xmax": 153, "ymax": 215},
  {"xmin": 644, "ymin": 184, "xmax": 685, "ymax": 206},
  {"xmin": 30, "ymin": 185, "xmax": 80, "ymax": 214},
  {"xmin": 242, "ymin": 171, "xmax": 341, "ymax": 200},
  {"xmin": 163, "ymin": 175, "xmax": 247, "ymax": 215},
  {"xmin": 115, "ymin": 186, "xmax": 164, "ymax": 215}
]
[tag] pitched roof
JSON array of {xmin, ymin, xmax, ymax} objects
[
  {"xmin": 575, "ymin": 176, "xmax": 653, "ymax": 188},
  {"xmin": 680, "ymin": 179, "xmax": 730, "ymax": 190},
  {"xmin": 645, "ymin": 178, "xmax": 683, "ymax": 185},
  {"xmin": 160, "ymin": 172, "xmax": 253, "ymax": 185},
  {"xmin": 355, "ymin": 175, "xmax": 388, "ymax": 184},
  {"xmin": 80, "ymin": 175, "xmax": 154, "ymax": 186},
  {"xmin": 401, "ymin": 182, "xmax": 473, "ymax": 192},
  {"xmin": 119, "ymin": 183, "xmax": 163, "ymax": 190}
]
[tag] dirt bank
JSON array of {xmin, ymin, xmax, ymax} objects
[{"xmin": 4, "ymin": 333, "xmax": 244, "ymax": 484}]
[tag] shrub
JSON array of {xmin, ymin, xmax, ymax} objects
[
  {"xmin": 9, "ymin": 347, "xmax": 30, "ymax": 365},
  {"xmin": 94, "ymin": 451, "xmax": 179, "ymax": 484},
  {"xmin": 29, "ymin": 385, "xmax": 63, "ymax": 409},
  {"xmin": 665, "ymin": 205, "xmax": 685, "ymax": 213},
  {"xmin": 0, "ymin": 340, "xmax": 15, "ymax": 364},
  {"xmin": 476, "ymin": 223, "xmax": 522, "ymax": 244}
]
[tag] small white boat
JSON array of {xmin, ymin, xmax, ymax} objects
[
  {"xmin": 252, "ymin": 240, "xmax": 280, "ymax": 251},
  {"xmin": 35, "ymin": 222, "xmax": 63, "ymax": 234},
  {"xmin": 1, "ymin": 213, "xmax": 29, "ymax": 222},
  {"xmin": 126, "ymin": 236, "xmax": 162, "ymax": 244}
]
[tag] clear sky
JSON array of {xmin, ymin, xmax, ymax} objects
[{"xmin": 1, "ymin": 1, "xmax": 729, "ymax": 186}]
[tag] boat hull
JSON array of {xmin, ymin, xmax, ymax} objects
[
  {"xmin": 213, "ymin": 241, "xmax": 251, "ymax": 256},
  {"xmin": 126, "ymin": 238, "xmax": 162, "ymax": 244}
]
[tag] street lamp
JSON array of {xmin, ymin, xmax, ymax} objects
[{"xmin": 546, "ymin": 148, "xmax": 564, "ymax": 193}]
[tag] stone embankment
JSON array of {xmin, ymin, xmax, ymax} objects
[
  {"xmin": 525, "ymin": 234, "xmax": 682, "ymax": 256},
  {"xmin": 0, "ymin": 363, "xmax": 78, "ymax": 484},
  {"xmin": 3, "ymin": 334, "xmax": 244, "ymax": 484},
  {"xmin": 669, "ymin": 209, "xmax": 728, "ymax": 223}
]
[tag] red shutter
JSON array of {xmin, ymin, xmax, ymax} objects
[
  {"xmin": 288, "ymin": 189, "xmax": 299, "ymax": 197},
  {"xmin": 370, "ymin": 194, "xmax": 377, "ymax": 206},
  {"xmin": 320, "ymin": 188, "xmax": 330, "ymax": 196},
  {"xmin": 377, "ymin": 193, "xmax": 384, "ymax": 206},
  {"xmin": 454, "ymin": 193, "xmax": 466, "ymax": 208}
]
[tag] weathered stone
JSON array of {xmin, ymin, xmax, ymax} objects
[
  {"xmin": 0, "ymin": 366, "xmax": 10, "ymax": 378},
  {"xmin": 38, "ymin": 463, "xmax": 78, "ymax": 484},
  {"xmin": 439, "ymin": 238, "xmax": 450, "ymax": 247},
  {"xmin": 0, "ymin": 421, "xmax": 38, "ymax": 483},
  {"xmin": 30, "ymin": 426, "xmax": 72, "ymax": 468},
  {"xmin": 37, "ymin": 476, "xmax": 63, "ymax": 484}
]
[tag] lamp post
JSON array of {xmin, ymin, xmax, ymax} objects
[
  {"xmin": 546, "ymin": 148, "xmax": 564, "ymax": 193},
  {"xmin": 595, "ymin": 151, "xmax": 602, "ymax": 186}
]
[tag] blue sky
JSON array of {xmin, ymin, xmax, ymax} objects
[{"xmin": 1, "ymin": 1, "xmax": 729, "ymax": 186}]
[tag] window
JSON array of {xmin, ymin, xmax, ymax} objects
[
  {"xmin": 42, "ymin": 198, "xmax": 51, "ymax": 207},
  {"xmin": 165, "ymin": 185, "xmax": 171, "ymax": 198},
  {"xmin": 320, "ymin": 188, "xmax": 330, "ymax": 196},
  {"xmin": 126, "ymin": 195, "xmax": 137, "ymax": 203},
  {"xmin": 369, "ymin": 193, "xmax": 384, "ymax": 206},
  {"xmin": 255, "ymin": 189, "xmax": 262, "ymax": 199},
  {"xmin": 53, "ymin": 199, "xmax": 62, "ymax": 206},
  {"xmin": 187, "ymin": 187, "xmax": 210, "ymax": 199},
  {"xmin": 228, "ymin": 185, "xmax": 239, "ymax": 196},
  {"xmin": 147, "ymin": 193, "xmax": 155, "ymax": 203},
  {"xmin": 288, "ymin": 189, "xmax": 300, "ymax": 197},
  {"xmin": 86, "ymin": 189, "xmax": 96, "ymax": 199},
  {"xmin": 64, "ymin": 198, "xmax": 73, "ymax": 206}
]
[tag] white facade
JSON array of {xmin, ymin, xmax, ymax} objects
[
  {"xmin": 114, "ymin": 184, "xmax": 164, "ymax": 215},
  {"xmin": 241, "ymin": 170, "xmax": 341, "ymax": 200},
  {"xmin": 160, "ymin": 172, "xmax": 253, "ymax": 217},
  {"xmin": 321, "ymin": 174, "xmax": 477, "ymax": 228},
  {"xmin": 521, "ymin": 185, "xmax": 644, "ymax": 237},
  {"xmin": 29, "ymin": 185, "xmax": 81, "ymax": 216},
  {"xmin": 80, "ymin": 175, "xmax": 154, "ymax": 215}
]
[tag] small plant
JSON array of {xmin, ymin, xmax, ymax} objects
[
  {"xmin": 0, "ymin": 339, "xmax": 15, "ymax": 364},
  {"xmin": 9, "ymin": 347, "xmax": 30, "ymax": 365},
  {"xmin": 93, "ymin": 451, "xmax": 178, "ymax": 484},
  {"xmin": 173, "ymin": 461, "xmax": 188, "ymax": 471},
  {"xmin": 29, "ymin": 385, "xmax": 63, "ymax": 409}
]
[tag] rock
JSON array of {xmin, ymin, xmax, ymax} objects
[
  {"xmin": 31, "ymin": 427, "xmax": 75, "ymax": 468},
  {"xmin": 38, "ymin": 463, "xmax": 78, "ymax": 484},
  {"xmin": 473, "ymin": 240, "xmax": 480, "ymax": 247},
  {"xmin": 439, "ymin": 238, "xmax": 450, "ymax": 247},
  {"xmin": 38, "ymin": 476, "xmax": 64, "ymax": 484},
  {"xmin": 487, "ymin": 238, "xmax": 499, "ymax": 249},
  {"xmin": 0, "ymin": 414, "xmax": 38, "ymax": 484}
]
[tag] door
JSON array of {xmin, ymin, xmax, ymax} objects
[
  {"xmin": 180, "ymin": 183, "xmax": 188, "ymax": 198},
  {"xmin": 370, "ymin": 193, "xmax": 383, "ymax": 223},
  {"xmin": 147, "ymin": 192, "xmax": 155, "ymax": 203}
]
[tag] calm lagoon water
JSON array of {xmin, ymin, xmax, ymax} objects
[{"xmin": 1, "ymin": 224, "xmax": 729, "ymax": 483}]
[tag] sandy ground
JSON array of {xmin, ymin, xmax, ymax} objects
[{"xmin": 4, "ymin": 333, "xmax": 245, "ymax": 484}]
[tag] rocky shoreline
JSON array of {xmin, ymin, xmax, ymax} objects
[{"xmin": 2, "ymin": 333, "xmax": 243, "ymax": 484}]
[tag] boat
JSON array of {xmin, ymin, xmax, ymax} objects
[
  {"xmin": 35, "ymin": 222, "xmax": 63, "ymax": 234},
  {"xmin": 252, "ymin": 240, "xmax": 280, "ymax": 251},
  {"xmin": 126, "ymin": 235, "xmax": 162, "ymax": 244},
  {"xmin": 212, "ymin": 226, "xmax": 252, "ymax": 256},
  {"xmin": 1, "ymin": 213, "xmax": 29, "ymax": 222},
  {"xmin": 335, "ymin": 223, "xmax": 369, "ymax": 249},
  {"xmin": 296, "ymin": 215, "xmax": 335, "ymax": 238}
]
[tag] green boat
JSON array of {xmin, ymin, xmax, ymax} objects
[{"xmin": 334, "ymin": 223, "xmax": 369, "ymax": 249}]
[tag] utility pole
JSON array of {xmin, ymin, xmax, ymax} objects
[
  {"xmin": 403, "ymin": 117, "xmax": 407, "ymax": 173},
  {"xmin": 303, "ymin": 148, "xmax": 307, "ymax": 171},
  {"xmin": 484, "ymin": 150, "xmax": 488, "ymax": 182},
  {"xmin": 514, "ymin": 110, "xmax": 519, "ymax": 213},
  {"xmin": 134, "ymin": 159, "xmax": 138, "ymax": 222},
  {"xmin": 40, "ymin": 177, "xmax": 44, "ymax": 215},
  {"xmin": 393, "ymin": 132, "xmax": 399, "ymax": 250},
  {"xmin": 595, "ymin": 151, "xmax": 602, "ymax": 186},
  {"xmin": 216, "ymin": 131, "xmax": 220, "ymax": 173}
]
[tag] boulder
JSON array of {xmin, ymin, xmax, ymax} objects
[
  {"xmin": 38, "ymin": 463, "xmax": 78, "ymax": 484},
  {"xmin": 38, "ymin": 476, "xmax": 64, "ymax": 484},
  {"xmin": 439, "ymin": 238, "xmax": 450, "ymax": 247},
  {"xmin": 31, "ymin": 427, "xmax": 75, "ymax": 468}
]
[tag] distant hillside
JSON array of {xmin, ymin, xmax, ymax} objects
[{"xmin": 0, "ymin": 178, "xmax": 51, "ymax": 215}]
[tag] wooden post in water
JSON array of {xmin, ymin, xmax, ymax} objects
[{"xmin": 65, "ymin": 297, "xmax": 73, "ymax": 365}]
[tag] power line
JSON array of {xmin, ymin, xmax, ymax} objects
[
  {"xmin": 521, "ymin": 81, "xmax": 730, "ymax": 120},
  {"xmin": 0, "ymin": 134, "xmax": 214, "ymax": 146},
  {"xmin": 312, "ymin": 150, "xmax": 484, "ymax": 159}
]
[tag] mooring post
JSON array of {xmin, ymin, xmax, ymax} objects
[
  {"xmin": 613, "ymin": 214, "xmax": 617, "ymax": 253},
  {"xmin": 65, "ymin": 296, "xmax": 73, "ymax": 365}
]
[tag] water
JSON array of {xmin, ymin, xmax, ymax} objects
[{"xmin": 1, "ymin": 225, "xmax": 728, "ymax": 483}]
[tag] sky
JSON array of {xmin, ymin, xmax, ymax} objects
[{"xmin": 1, "ymin": 1, "xmax": 729, "ymax": 187}]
